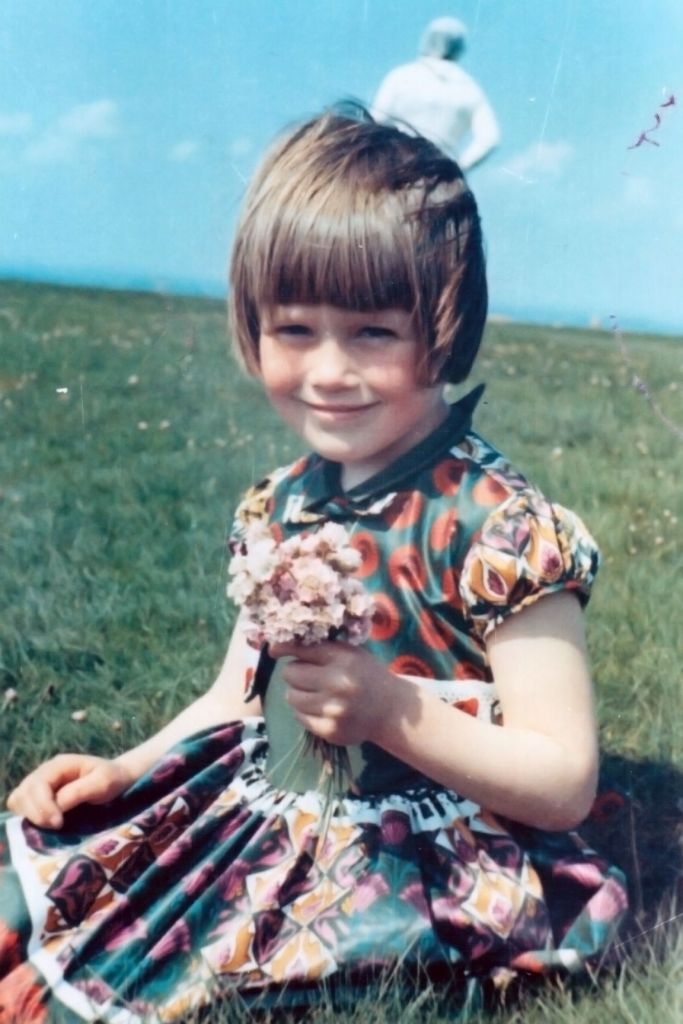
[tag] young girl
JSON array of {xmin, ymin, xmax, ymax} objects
[{"xmin": 1, "ymin": 110, "xmax": 627, "ymax": 1022}]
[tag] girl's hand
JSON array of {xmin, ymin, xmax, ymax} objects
[
  {"xmin": 270, "ymin": 641, "xmax": 397, "ymax": 746},
  {"xmin": 6, "ymin": 754, "xmax": 135, "ymax": 830}
]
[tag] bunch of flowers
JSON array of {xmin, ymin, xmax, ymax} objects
[
  {"xmin": 228, "ymin": 520, "xmax": 375, "ymax": 796},
  {"xmin": 227, "ymin": 521, "xmax": 374, "ymax": 648}
]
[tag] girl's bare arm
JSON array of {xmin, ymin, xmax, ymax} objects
[
  {"xmin": 372, "ymin": 591, "xmax": 598, "ymax": 830},
  {"xmin": 278, "ymin": 591, "xmax": 598, "ymax": 831},
  {"xmin": 114, "ymin": 619, "xmax": 259, "ymax": 782},
  {"xmin": 7, "ymin": 618, "xmax": 260, "ymax": 828}
]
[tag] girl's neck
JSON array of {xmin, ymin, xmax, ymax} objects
[{"xmin": 339, "ymin": 393, "xmax": 450, "ymax": 491}]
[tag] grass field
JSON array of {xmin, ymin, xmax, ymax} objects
[{"xmin": 0, "ymin": 279, "xmax": 681, "ymax": 1022}]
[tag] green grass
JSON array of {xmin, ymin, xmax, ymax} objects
[{"xmin": 1, "ymin": 280, "xmax": 681, "ymax": 1021}]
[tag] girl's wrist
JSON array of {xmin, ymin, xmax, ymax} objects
[
  {"xmin": 112, "ymin": 750, "xmax": 148, "ymax": 788},
  {"xmin": 367, "ymin": 670, "xmax": 419, "ymax": 751}
]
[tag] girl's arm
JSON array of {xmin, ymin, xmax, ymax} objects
[
  {"xmin": 113, "ymin": 618, "xmax": 260, "ymax": 782},
  {"xmin": 376, "ymin": 590, "xmax": 598, "ymax": 829},
  {"xmin": 7, "ymin": 618, "xmax": 260, "ymax": 828},
  {"xmin": 276, "ymin": 591, "xmax": 598, "ymax": 831}
]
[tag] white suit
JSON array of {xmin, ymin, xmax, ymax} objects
[{"xmin": 372, "ymin": 19, "xmax": 500, "ymax": 171}]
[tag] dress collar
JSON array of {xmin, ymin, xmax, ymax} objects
[{"xmin": 296, "ymin": 383, "xmax": 484, "ymax": 518}]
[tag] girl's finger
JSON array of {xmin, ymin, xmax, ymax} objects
[
  {"xmin": 55, "ymin": 777, "xmax": 93, "ymax": 813},
  {"xmin": 270, "ymin": 641, "xmax": 336, "ymax": 664},
  {"xmin": 280, "ymin": 661, "xmax": 324, "ymax": 690},
  {"xmin": 19, "ymin": 780, "xmax": 63, "ymax": 829}
]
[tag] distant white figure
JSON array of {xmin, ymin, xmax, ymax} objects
[{"xmin": 372, "ymin": 16, "xmax": 500, "ymax": 171}]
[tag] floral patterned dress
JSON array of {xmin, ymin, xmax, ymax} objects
[{"xmin": 0, "ymin": 389, "xmax": 628, "ymax": 1023}]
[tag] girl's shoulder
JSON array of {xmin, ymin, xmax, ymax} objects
[
  {"xmin": 229, "ymin": 453, "xmax": 317, "ymax": 543},
  {"xmin": 448, "ymin": 431, "xmax": 601, "ymax": 640},
  {"xmin": 450, "ymin": 430, "xmax": 530, "ymax": 490},
  {"xmin": 426, "ymin": 429, "xmax": 533, "ymax": 522}
]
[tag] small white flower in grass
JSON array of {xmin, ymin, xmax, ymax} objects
[{"xmin": 71, "ymin": 709, "xmax": 88, "ymax": 722}]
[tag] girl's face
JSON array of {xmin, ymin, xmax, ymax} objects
[{"xmin": 258, "ymin": 304, "xmax": 448, "ymax": 489}]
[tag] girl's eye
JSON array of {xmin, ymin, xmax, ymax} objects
[
  {"xmin": 358, "ymin": 326, "xmax": 397, "ymax": 340},
  {"xmin": 276, "ymin": 324, "xmax": 313, "ymax": 339}
]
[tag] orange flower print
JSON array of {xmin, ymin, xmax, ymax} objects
[
  {"xmin": 384, "ymin": 492, "xmax": 424, "ymax": 530},
  {"xmin": 0, "ymin": 922, "xmax": 21, "ymax": 975},
  {"xmin": 429, "ymin": 507, "xmax": 458, "ymax": 552},
  {"xmin": 432, "ymin": 458, "xmax": 466, "ymax": 496},
  {"xmin": 350, "ymin": 532, "xmax": 380, "ymax": 578},
  {"xmin": 453, "ymin": 697, "xmax": 479, "ymax": 717},
  {"xmin": 588, "ymin": 790, "xmax": 627, "ymax": 824},
  {"xmin": 389, "ymin": 654, "xmax": 435, "ymax": 678},
  {"xmin": 370, "ymin": 593, "xmax": 400, "ymax": 642},
  {"xmin": 472, "ymin": 474, "xmax": 510, "ymax": 507},
  {"xmin": 0, "ymin": 963, "xmax": 48, "ymax": 1024},
  {"xmin": 441, "ymin": 568, "xmax": 464, "ymax": 614},
  {"xmin": 417, "ymin": 609, "xmax": 454, "ymax": 652},
  {"xmin": 388, "ymin": 545, "xmax": 427, "ymax": 590}
]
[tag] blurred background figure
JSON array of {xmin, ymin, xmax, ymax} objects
[{"xmin": 372, "ymin": 16, "xmax": 500, "ymax": 172}]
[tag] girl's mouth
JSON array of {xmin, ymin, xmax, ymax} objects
[{"xmin": 304, "ymin": 401, "xmax": 377, "ymax": 415}]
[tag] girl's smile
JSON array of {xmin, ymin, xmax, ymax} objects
[{"xmin": 258, "ymin": 304, "xmax": 449, "ymax": 489}]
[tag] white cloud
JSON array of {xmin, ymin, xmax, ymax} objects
[
  {"xmin": 0, "ymin": 112, "xmax": 33, "ymax": 136},
  {"xmin": 25, "ymin": 99, "xmax": 119, "ymax": 164},
  {"xmin": 499, "ymin": 140, "xmax": 574, "ymax": 183},
  {"xmin": 168, "ymin": 139, "xmax": 200, "ymax": 162},
  {"xmin": 58, "ymin": 99, "xmax": 119, "ymax": 139}
]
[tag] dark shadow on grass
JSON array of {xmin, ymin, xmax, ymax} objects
[{"xmin": 580, "ymin": 752, "xmax": 683, "ymax": 936}]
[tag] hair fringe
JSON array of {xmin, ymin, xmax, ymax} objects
[{"xmin": 229, "ymin": 110, "xmax": 487, "ymax": 384}]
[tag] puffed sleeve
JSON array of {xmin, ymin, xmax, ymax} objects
[{"xmin": 459, "ymin": 489, "xmax": 601, "ymax": 640}]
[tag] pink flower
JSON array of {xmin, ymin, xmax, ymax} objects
[{"xmin": 227, "ymin": 522, "xmax": 374, "ymax": 647}]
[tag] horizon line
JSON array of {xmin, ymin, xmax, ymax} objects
[{"xmin": 1, "ymin": 267, "xmax": 680, "ymax": 340}]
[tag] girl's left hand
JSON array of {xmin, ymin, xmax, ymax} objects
[{"xmin": 269, "ymin": 641, "xmax": 395, "ymax": 746}]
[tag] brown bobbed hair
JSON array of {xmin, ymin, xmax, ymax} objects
[{"xmin": 229, "ymin": 106, "xmax": 487, "ymax": 385}]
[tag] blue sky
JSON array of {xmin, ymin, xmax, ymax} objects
[{"xmin": 1, "ymin": 1, "xmax": 682, "ymax": 333}]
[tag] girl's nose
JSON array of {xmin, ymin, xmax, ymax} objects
[{"xmin": 307, "ymin": 337, "xmax": 357, "ymax": 389}]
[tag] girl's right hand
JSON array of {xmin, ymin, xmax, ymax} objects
[{"xmin": 6, "ymin": 754, "xmax": 134, "ymax": 829}]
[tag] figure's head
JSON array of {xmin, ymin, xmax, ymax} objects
[
  {"xmin": 419, "ymin": 16, "xmax": 467, "ymax": 62},
  {"xmin": 229, "ymin": 106, "xmax": 487, "ymax": 385}
]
